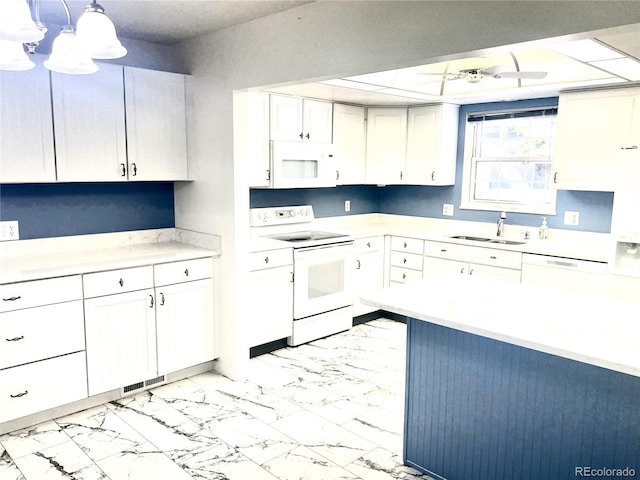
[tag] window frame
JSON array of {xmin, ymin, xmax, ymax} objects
[{"xmin": 459, "ymin": 107, "xmax": 558, "ymax": 215}]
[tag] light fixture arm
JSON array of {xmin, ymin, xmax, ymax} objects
[{"xmin": 59, "ymin": 0, "xmax": 73, "ymax": 27}]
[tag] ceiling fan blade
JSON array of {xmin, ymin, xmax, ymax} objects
[{"xmin": 493, "ymin": 71, "xmax": 548, "ymax": 79}]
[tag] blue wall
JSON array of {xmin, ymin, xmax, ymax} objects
[
  {"xmin": 251, "ymin": 98, "xmax": 614, "ymax": 233},
  {"xmin": 0, "ymin": 183, "xmax": 175, "ymax": 240}
]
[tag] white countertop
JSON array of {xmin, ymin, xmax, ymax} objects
[
  {"xmin": 360, "ymin": 275, "xmax": 640, "ymax": 377},
  {"xmin": 0, "ymin": 229, "xmax": 221, "ymax": 284}
]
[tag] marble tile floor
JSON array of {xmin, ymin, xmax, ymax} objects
[{"xmin": 0, "ymin": 318, "xmax": 435, "ymax": 480}]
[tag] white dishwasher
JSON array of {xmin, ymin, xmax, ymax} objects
[{"xmin": 521, "ymin": 253, "xmax": 608, "ymax": 294}]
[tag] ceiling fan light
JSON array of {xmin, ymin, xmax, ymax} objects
[
  {"xmin": 0, "ymin": 0, "xmax": 45, "ymax": 43},
  {"xmin": 76, "ymin": 3, "xmax": 127, "ymax": 59},
  {"xmin": 0, "ymin": 39, "xmax": 35, "ymax": 71},
  {"xmin": 44, "ymin": 28, "xmax": 99, "ymax": 75}
]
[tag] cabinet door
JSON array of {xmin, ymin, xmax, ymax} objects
[
  {"xmin": 270, "ymin": 95, "xmax": 303, "ymax": 142},
  {"xmin": 406, "ymin": 104, "xmax": 458, "ymax": 185},
  {"xmin": 303, "ymin": 99, "xmax": 333, "ymax": 143},
  {"xmin": 247, "ymin": 92, "xmax": 271, "ymax": 187},
  {"xmin": 84, "ymin": 288, "xmax": 157, "ymax": 396},
  {"xmin": 353, "ymin": 250, "xmax": 384, "ymax": 316},
  {"xmin": 156, "ymin": 279, "xmax": 215, "ymax": 374},
  {"xmin": 468, "ymin": 264, "xmax": 521, "ymax": 283},
  {"xmin": 247, "ymin": 265, "xmax": 293, "ymax": 348},
  {"xmin": 124, "ymin": 67, "xmax": 188, "ymax": 181},
  {"xmin": 365, "ymin": 107, "xmax": 408, "ymax": 184},
  {"xmin": 333, "ymin": 104, "xmax": 366, "ymax": 184},
  {"xmin": 52, "ymin": 63, "xmax": 127, "ymax": 182},
  {"xmin": 0, "ymin": 58, "xmax": 56, "ymax": 183},
  {"xmin": 553, "ymin": 89, "xmax": 640, "ymax": 191}
]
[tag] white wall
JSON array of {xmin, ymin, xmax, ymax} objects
[{"xmin": 174, "ymin": 1, "xmax": 640, "ymax": 378}]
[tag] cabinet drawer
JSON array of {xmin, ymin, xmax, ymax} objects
[
  {"xmin": 466, "ymin": 247, "xmax": 522, "ymax": 270},
  {"xmin": 354, "ymin": 236, "xmax": 384, "ymax": 252},
  {"xmin": 390, "ymin": 236, "xmax": 424, "ymax": 255},
  {"xmin": 0, "ymin": 300, "xmax": 85, "ymax": 370},
  {"xmin": 0, "ymin": 352, "xmax": 88, "ymax": 423},
  {"xmin": 249, "ymin": 248, "xmax": 293, "ymax": 271},
  {"xmin": 423, "ymin": 240, "xmax": 464, "ymax": 259},
  {"xmin": 83, "ymin": 266, "xmax": 153, "ymax": 298},
  {"xmin": 154, "ymin": 257, "xmax": 213, "ymax": 286},
  {"xmin": 0, "ymin": 276, "xmax": 82, "ymax": 313},
  {"xmin": 390, "ymin": 251, "xmax": 423, "ymax": 270},
  {"xmin": 389, "ymin": 266, "xmax": 423, "ymax": 284}
]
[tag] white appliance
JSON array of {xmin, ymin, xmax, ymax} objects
[
  {"xmin": 270, "ymin": 141, "xmax": 336, "ymax": 188},
  {"xmin": 250, "ymin": 206, "xmax": 354, "ymax": 346}
]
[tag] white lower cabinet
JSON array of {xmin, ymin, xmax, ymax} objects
[
  {"xmin": 155, "ymin": 258, "xmax": 215, "ymax": 374},
  {"xmin": 84, "ymin": 286, "xmax": 158, "ymax": 396},
  {"xmin": 0, "ymin": 275, "xmax": 87, "ymax": 424},
  {"xmin": 389, "ymin": 236, "xmax": 424, "ymax": 287},
  {"xmin": 248, "ymin": 248, "xmax": 293, "ymax": 348},
  {"xmin": 353, "ymin": 237, "xmax": 385, "ymax": 316}
]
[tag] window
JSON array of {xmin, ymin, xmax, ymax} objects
[{"xmin": 460, "ymin": 107, "xmax": 557, "ymax": 214}]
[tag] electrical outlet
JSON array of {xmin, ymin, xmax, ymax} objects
[
  {"xmin": 564, "ymin": 211, "xmax": 580, "ymax": 226},
  {"xmin": 344, "ymin": 200, "xmax": 351, "ymax": 212},
  {"xmin": 442, "ymin": 204, "xmax": 454, "ymax": 216},
  {"xmin": 0, "ymin": 220, "xmax": 20, "ymax": 241}
]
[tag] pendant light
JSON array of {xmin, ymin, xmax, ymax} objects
[
  {"xmin": 76, "ymin": 1, "xmax": 127, "ymax": 59},
  {"xmin": 0, "ymin": 0, "xmax": 45, "ymax": 43},
  {"xmin": 44, "ymin": 25, "xmax": 98, "ymax": 75},
  {"xmin": 0, "ymin": 39, "xmax": 35, "ymax": 71}
]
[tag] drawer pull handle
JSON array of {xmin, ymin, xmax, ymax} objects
[
  {"xmin": 149, "ymin": 295, "xmax": 154, "ymax": 308},
  {"xmin": 403, "ymin": 257, "xmax": 407, "ymax": 264},
  {"xmin": 490, "ymin": 255, "xmax": 497, "ymax": 260},
  {"xmin": 366, "ymin": 242, "xmax": 371, "ymax": 248},
  {"xmin": 440, "ymin": 249, "xmax": 447, "ymax": 253},
  {"xmin": 460, "ymin": 268, "xmax": 465, "ymax": 274},
  {"xmin": 131, "ymin": 163, "xmax": 137, "ymax": 176},
  {"xmin": 184, "ymin": 268, "xmax": 189, "ymax": 277},
  {"xmin": 118, "ymin": 278, "xmax": 124, "ymax": 287},
  {"xmin": 120, "ymin": 163, "xmax": 126, "ymax": 176},
  {"xmin": 402, "ymin": 273, "xmax": 406, "ymax": 280},
  {"xmin": 264, "ymin": 257, "xmax": 269, "ymax": 264},
  {"xmin": 2, "ymin": 296, "xmax": 21, "ymax": 302},
  {"xmin": 10, "ymin": 390, "xmax": 28, "ymax": 398},
  {"xmin": 403, "ymin": 242, "xmax": 408, "ymax": 248},
  {"xmin": 160, "ymin": 292, "xmax": 165, "ymax": 306},
  {"xmin": 356, "ymin": 259, "xmax": 361, "ymax": 270},
  {"xmin": 6, "ymin": 336, "xmax": 24, "ymax": 342},
  {"xmin": 469, "ymin": 269, "xmax": 474, "ymax": 275}
]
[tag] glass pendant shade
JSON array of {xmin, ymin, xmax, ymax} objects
[
  {"xmin": 0, "ymin": 0, "xmax": 45, "ymax": 43},
  {"xmin": 76, "ymin": 4, "xmax": 127, "ymax": 59},
  {"xmin": 44, "ymin": 28, "xmax": 99, "ymax": 75},
  {"xmin": 0, "ymin": 40, "xmax": 35, "ymax": 71}
]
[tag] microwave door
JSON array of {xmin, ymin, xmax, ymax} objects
[{"xmin": 271, "ymin": 142, "xmax": 336, "ymax": 188}]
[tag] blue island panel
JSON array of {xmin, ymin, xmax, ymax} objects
[{"xmin": 404, "ymin": 318, "xmax": 640, "ymax": 480}]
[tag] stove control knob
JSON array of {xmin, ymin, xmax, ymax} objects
[{"xmin": 289, "ymin": 209, "xmax": 296, "ymax": 217}]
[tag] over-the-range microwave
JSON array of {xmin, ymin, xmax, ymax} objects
[{"xmin": 269, "ymin": 140, "xmax": 336, "ymax": 188}]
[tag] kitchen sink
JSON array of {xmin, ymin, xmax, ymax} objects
[{"xmin": 449, "ymin": 235, "xmax": 526, "ymax": 246}]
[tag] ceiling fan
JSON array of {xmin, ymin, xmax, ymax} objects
[{"xmin": 423, "ymin": 65, "xmax": 548, "ymax": 83}]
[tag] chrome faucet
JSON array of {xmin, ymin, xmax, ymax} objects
[{"xmin": 496, "ymin": 211, "xmax": 507, "ymax": 237}]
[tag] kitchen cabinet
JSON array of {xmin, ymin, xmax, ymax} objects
[
  {"xmin": 124, "ymin": 67, "xmax": 189, "ymax": 181},
  {"xmin": 0, "ymin": 58, "xmax": 56, "ymax": 183},
  {"xmin": 521, "ymin": 253, "xmax": 607, "ymax": 294},
  {"xmin": 247, "ymin": 92, "xmax": 271, "ymax": 187},
  {"xmin": 333, "ymin": 104, "xmax": 366, "ymax": 184},
  {"xmin": 553, "ymin": 87, "xmax": 640, "ymax": 191},
  {"xmin": 247, "ymin": 248, "xmax": 293, "ymax": 347},
  {"xmin": 270, "ymin": 95, "xmax": 333, "ymax": 144},
  {"xmin": 365, "ymin": 107, "xmax": 408, "ymax": 184},
  {"xmin": 52, "ymin": 63, "xmax": 127, "ymax": 182},
  {"xmin": 154, "ymin": 258, "xmax": 215, "ymax": 374},
  {"xmin": 389, "ymin": 236, "xmax": 424, "ymax": 286},
  {"xmin": 83, "ymin": 266, "xmax": 157, "ymax": 396},
  {"xmin": 352, "ymin": 236, "xmax": 385, "ymax": 316},
  {"xmin": 405, "ymin": 104, "xmax": 459, "ymax": 185},
  {"xmin": 0, "ymin": 275, "xmax": 87, "ymax": 423},
  {"xmin": 423, "ymin": 240, "xmax": 522, "ymax": 283}
]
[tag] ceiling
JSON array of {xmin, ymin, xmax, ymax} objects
[{"xmin": 31, "ymin": 1, "xmax": 640, "ymax": 105}]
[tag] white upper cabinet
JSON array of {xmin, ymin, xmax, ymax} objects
[
  {"xmin": 0, "ymin": 58, "xmax": 55, "ymax": 183},
  {"xmin": 405, "ymin": 104, "xmax": 459, "ymax": 185},
  {"xmin": 333, "ymin": 104, "xmax": 366, "ymax": 185},
  {"xmin": 124, "ymin": 67, "xmax": 189, "ymax": 181},
  {"xmin": 553, "ymin": 87, "xmax": 640, "ymax": 191},
  {"xmin": 247, "ymin": 92, "xmax": 271, "ymax": 187},
  {"xmin": 365, "ymin": 107, "xmax": 408, "ymax": 184},
  {"xmin": 270, "ymin": 95, "xmax": 333, "ymax": 143},
  {"xmin": 52, "ymin": 63, "xmax": 127, "ymax": 182}
]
